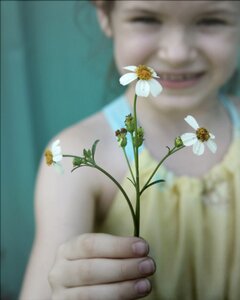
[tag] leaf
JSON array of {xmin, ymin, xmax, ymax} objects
[
  {"xmin": 87, "ymin": 150, "xmax": 91, "ymax": 157},
  {"xmin": 92, "ymin": 140, "xmax": 100, "ymax": 161},
  {"xmin": 71, "ymin": 166, "xmax": 80, "ymax": 172},
  {"xmin": 140, "ymin": 179, "xmax": 165, "ymax": 195},
  {"xmin": 83, "ymin": 149, "xmax": 92, "ymax": 161},
  {"xmin": 71, "ymin": 165, "xmax": 85, "ymax": 172},
  {"xmin": 127, "ymin": 177, "xmax": 135, "ymax": 187},
  {"xmin": 83, "ymin": 149, "xmax": 88, "ymax": 157},
  {"xmin": 166, "ymin": 146, "xmax": 171, "ymax": 153}
]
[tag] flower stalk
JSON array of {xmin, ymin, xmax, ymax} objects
[
  {"xmin": 133, "ymin": 93, "xmax": 141, "ymax": 237},
  {"xmin": 45, "ymin": 64, "xmax": 217, "ymax": 237}
]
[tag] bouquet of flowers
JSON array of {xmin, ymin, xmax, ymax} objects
[{"xmin": 45, "ymin": 65, "xmax": 217, "ymax": 237}]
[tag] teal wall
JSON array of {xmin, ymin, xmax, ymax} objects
[
  {"xmin": 1, "ymin": 1, "xmax": 239, "ymax": 299},
  {"xmin": 1, "ymin": 1, "xmax": 122, "ymax": 298}
]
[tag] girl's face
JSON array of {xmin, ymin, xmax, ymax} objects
[{"xmin": 99, "ymin": 1, "xmax": 240, "ymax": 111}]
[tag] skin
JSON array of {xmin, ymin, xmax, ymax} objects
[{"xmin": 20, "ymin": 1, "xmax": 240, "ymax": 299}]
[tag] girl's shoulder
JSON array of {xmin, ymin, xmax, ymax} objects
[
  {"xmin": 55, "ymin": 110, "xmax": 117, "ymax": 158},
  {"xmin": 56, "ymin": 107, "xmax": 127, "ymax": 173},
  {"xmin": 220, "ymin": 94, "xmax": 240, "ymax": 129},
  {"xmin": 49, "ymin": 109, "xmax": 128, "ymax": 221}
]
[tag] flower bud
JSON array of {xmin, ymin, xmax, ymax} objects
[
  {"xmin": 73, "ymin": 157, "xmax": 83, "ymax": 167},
  {"xmin": 115, "ymin": 128, "xmax": 128, "ymax": 147},
  {"xmin": 175, "ymin": 136, "xmax": 183, "ymax": 148},
  {"xmin": 134, "ymin": 127, "xmax": 144, "ymax": 147},
  {"xmin": 125, "ymin": 114, "xmax": 135, "ymax": 133}
]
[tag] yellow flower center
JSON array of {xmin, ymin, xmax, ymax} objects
[
  {"xmin": 196, "ymin": 127, "xmax": 210, "ymax": 142},
  {"xmin": 136, "ymin": 65, "xmax": 152, "ymax": 80},
  {"xmin": 45, "ymin": 150, "xmax": 53, "ymax": 166}
]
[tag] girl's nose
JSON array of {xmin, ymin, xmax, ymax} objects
[{"xmin": 158, "ymin": 27, "xmax": 197, "ymax": 66}]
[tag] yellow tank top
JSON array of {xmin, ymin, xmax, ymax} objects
[{"xmin": 100, "ymin": 95, "xmax": 240, "ymax": 300}]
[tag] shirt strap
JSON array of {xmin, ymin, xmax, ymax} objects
[{"xmin": 219, "ymin": 94, "xmax": 240, "ymax": 138}]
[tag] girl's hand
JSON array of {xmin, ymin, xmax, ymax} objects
[{"xmin": 49, "ymin": 233, "xmax": 155, "ymax": 300}]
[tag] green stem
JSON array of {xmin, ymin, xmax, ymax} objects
[
  {"xmin": 63, "ymin": 154, "xmax": 137, "ymax": 233},
  {"xmin": 140, "ymin": 145, "xmax": 185, "ymax": 195},
  {"xmin": 133, "ymin": 94, "xmax": 140, "ymax": 237},
  {"xmin": 123, "ymin": 148, "xmax": 136, "ymax": 185},
  {"xmin": 130, "ymin": 132, "xmax": 136, "ymax": 170},
  {"xmin": 92, "ymin": 164, "xmax": 137, "ymax": 233}
]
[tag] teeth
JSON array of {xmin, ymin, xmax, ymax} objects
[{"xmin": 160, "ymin": 73, "xmax": 201, "ymax": 81}]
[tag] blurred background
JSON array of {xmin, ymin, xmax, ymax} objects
[
  {"xmin": 1, "ymin": 1, "xmax": 240, "ymax": 299},
  {"xmin": 1, "ymin": 1, "xmax": 123, "ymax": 298}
]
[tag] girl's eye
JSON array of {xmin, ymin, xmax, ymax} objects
[
  {"xmin": 197, "ymin": 18, "xmax": 227, "ymax": 26},
  {"xmin": 130, "ymin": 16, "xmax": 161, "ymax": 25}
]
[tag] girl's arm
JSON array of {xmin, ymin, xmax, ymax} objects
[
  {"xmin": 19, "ymin": 133, "xmax": 97, "ymax": 299},
  {"xmin": 20, "ymin": 125, "xmax": 155, "ymax": 300}
]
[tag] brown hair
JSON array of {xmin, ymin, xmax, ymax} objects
[
  {"xmin": 89, "ymin": 0, "xmax": 121, "ymax": 103},
  {"xmin": 90, "ymin": 0, "xmax": 115, "ymax": 15}
]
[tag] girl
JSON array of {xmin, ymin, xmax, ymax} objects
[{"xmin": 20, "ymin": 1, "xmax": 240, "ymax": 299}]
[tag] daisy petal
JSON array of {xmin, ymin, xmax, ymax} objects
[
  {"xmin": 181, "ymin": 133, "xmax": 198, "ymax": 146},
  {"xmin": 54, "ymin": 154, "xmax": 63, "ymax": 162},
  {"xmin": 119, "ymin": 73, "xmax": 138, "ymax": 86},
  {"xmin": 207, "ymin": 139, "xmax": 217, "ymax": 153},
  {"xmin": 149, "ymin": 78, "xmax": 163, "ymax": 97},
  {"xmin": 193, "ymin": 140, "xmax": 205, "ymax": 155},
  {"xmin": 123, "ymin": 66, "xmax": 137, "ymax": 72},
  {"xmin": 209, "ymin": 133, "xmax": 215, "ymax": 139},
  {"xmin": 148, "ymin": 67, "xmax": 159, "ymax": 78},
  {"xmin": 53, "ymin": 146, "xmax": 61, "ymax": 155},
  {"xmin": 184, "ymin": 115, "xmax": 199, "ymax": 130},
  {"xmin": 136, "ymin": 80, "xmax": 150, "ymax": 97},
  {"xmin": 52, "ymin": 139, "xmax": 60, "ymax": 148}
]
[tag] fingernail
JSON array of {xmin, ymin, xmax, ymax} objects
[
  {"xmin": 135, "ymin": 279, "xmax": 151, "ymax": 295},
  {"xmin": 139, "ymin": 258, "xmax": 155, "ymax": 275},
  {"xmin": 132, "ymin": 241, "xmax": 149, "ymax": 256}
]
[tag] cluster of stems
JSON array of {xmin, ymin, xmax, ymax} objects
[
  {"xmin": 116, "ymin": 94, "xmax": 184, "ymax": 236},
  {"xmin": 63, "ymin": 94, "xmax": 184, "ymax": 237}
]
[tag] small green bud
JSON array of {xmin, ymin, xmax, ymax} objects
[
  {"xmin": 134, "ymin": 127, "xmax": 144, "ymax": 147},
  {"xmin": 115, "ymin": 128, "xmax": 128, "ymax": 147},
  {"xmin": 119, "ymin": 136, "xmax": 127, "ymax": 147},
  {"xmin": 175, "ymin": 136, "xmax": 183, "ymax": 148},
  {"xmin": 73, "ymin": 157, "xmax": 83, "ymax": 167},
  {"xmin": 125, "ymin": 114, "xmax": 135, "ymax": 133}
]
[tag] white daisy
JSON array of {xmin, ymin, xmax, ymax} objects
[
  {"xmin": 45, "ymin": 139, "xmax": 63, "ymax": 172},
  {"xmin": 181, "ymin": 115, "xmax": 217, "ymax": 156},
  {"xmin": 119, "ymin": 65, "xmax": 163, "ymax": 97}
]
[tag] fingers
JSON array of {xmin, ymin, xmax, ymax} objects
[
  {"xmin": 50, "ymin": 234, "xmax": 154, "ymax": 299},
  {"xmin": 56, "ymin": 279, "xmax": 152, "ymax": 300},
  {"xmin": 59, "ymin": 233, "xmax": 149, "ymax": 260},
  {"xmin": 59, "ymin": 257, "xmax": 155, "ymax": 287}
]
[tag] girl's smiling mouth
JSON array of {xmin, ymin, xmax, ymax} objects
[{"xmin": 159, "ymin": 71, "xmax": 206, "ymax": 89}]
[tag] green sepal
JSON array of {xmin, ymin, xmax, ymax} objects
[
  {"xmin": 175, "ymin": 136, "xmax": 184, "ymax": 148},
  {"xmin": 140, "ymin": 179, "xmax": 165, "ymax": 195},
  {"xmin": 83, "ymin": 149, "xmax": 92, "ymax": 159},
  {"xmin": 91, "ymin": 140, "xmax": 100, "ymax": 162},
  {"xmin": 125, "ymin": 114, "xmax": 135, "ymax": 133},
  {"xmin": 73, "ymin": 157, "xmax": 83, "ymax": 167}
]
